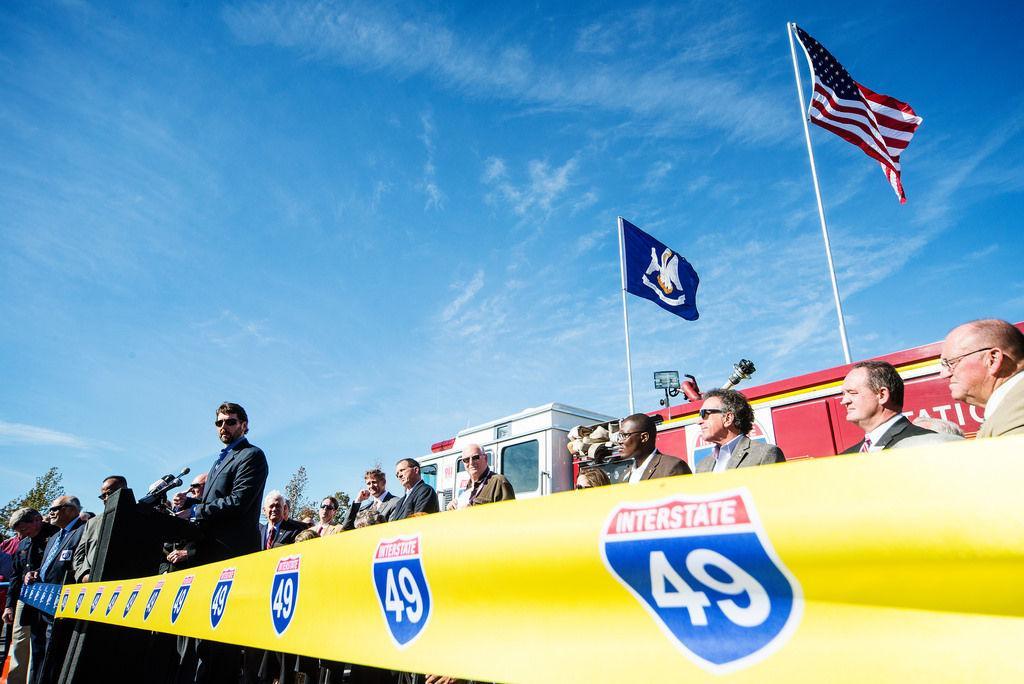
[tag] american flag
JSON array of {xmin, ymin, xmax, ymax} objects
[{"xmin": 793, "ymin": 25, "xmax": 922, "ymax": 203}]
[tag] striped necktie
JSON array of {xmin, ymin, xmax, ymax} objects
[
  {"xmin": 39, "ymin": 529, "xmax": 66, "ymax": 579},
  {"xmin": 859, "ymin": 437, "xmax": 872, "ymax": 453}
]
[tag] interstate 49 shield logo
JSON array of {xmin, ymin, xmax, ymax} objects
[
  {"xmin": 210, "ymin": 567, "xmax": 235, "ymax": 629},
  {"xmin": 105, "ymin": 585, "xmax": 122, "ymax": 617},
  {"xmin": 170, "ymin": 575, "xmax": 194, "ymax": 624},
  {"xmin": 601, "ymin": 489, "xmax": 802, "ymax": 674},
  {"xmin": 144, "ymin": 580, "xmax": 164, "ymax": 621},
  {"xmin": 89, "ymin": 587, "xmax": 104, "ymax": 615},
  {"xmin": 124, "ymin": 584, "xmax": 142, "ymax": 618},
  {"xmin": 373, "ymin": 535, "xmax": 432, "ymax": 648},
  {"xmin": 271, "ymin": 557, "xmax": 300, "ymax": 636}
]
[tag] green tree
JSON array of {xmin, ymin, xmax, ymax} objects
[
  {"xmin": 0, "ymin": 467, "xmax": 64, "ymax": 538},
  {"xmin": 283, "ymin": 465, "xmax": 325, "ymax": 522},
  {"xmin": 333, "ymin": 491, "xmax": 354, "ymax": 511},
  {"xmin": 284, "ymin": 466, "xmax": 309, "ymax": 512}
]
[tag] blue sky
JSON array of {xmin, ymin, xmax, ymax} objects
[{"xmin": 2, "ymin": 1, "xmax": 1022, "ymax": 509}]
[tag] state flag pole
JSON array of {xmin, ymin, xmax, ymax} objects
[
  {"xmin": 617, "ymin": 216, "xmax": 636, "ymax": 414},
  {"xmin": 787, "ymin": 21, "xmax": 852, "ymax": 365}
]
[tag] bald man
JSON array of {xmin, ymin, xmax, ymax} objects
[
  {"xmin": 940, "ymin": 319, "xmax": 1024, "ymax": 438},
  {"xmin": 447, "ymin": 444, "xmax": 515, "ymax": 510}
]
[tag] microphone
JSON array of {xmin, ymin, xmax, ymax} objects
[
  {"xmin": 148, "ymin": 467, "xmax": 191, "ymax": 495},
  {"xmin": 140, "ymin": 467, "xmax": 193, "ymax": 506}
]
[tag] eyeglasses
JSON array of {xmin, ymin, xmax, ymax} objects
[
  {"xmin": 575, "ymin": 484, "xmax": 592, "ymax": 490},
  {"xmin": 188, "ymin": 484, "xmax": 202, "ymax": 491},
  {"xmin": 320, "ymin": 504, "xmax": 336, "ymax": 510},
  {"xmin": 214, "ymin": 418, "xmax": 240, "ymax": 428},
  {"xmin": 616, "ymin": 431, "xmax": 643, "ymax": 442},
  {"xmin": 699, "ymin": 408, "xmax": 726, "ymax": 420},
  {"xmin": 460, "ymin": 454, "xmax": 483, "ymax": 464},
  {"xmin": 939, "ymin": 347, "xmax": 994, "ymax": 372},
  {"xmin": 47, "ymin": 503, "xmax": 72, "ymax": 513},
  {"xmin": 98, "ymin": 492, "xmax": 112, "ymax": 501}
]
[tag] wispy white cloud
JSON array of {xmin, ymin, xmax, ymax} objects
[
  {"xmin": 0, "ymin": 420, "xmax": 117, "ymax": 450},
  {"xmin": 644, "ymin": 160, "xmax": 673, "ymax": 188},
  {"xmin": 194, "ymin": 310, "xmax": 276, "ymax": 348},
  {"xmin": 483, "ymin": 156, "xmax": 578, "ymax": 216},
  {"xmin": 418, "ymin": 109, "xmax": 445, "ymax": 210},
  {"xmin": 911, "ymin": 114, "xmax": 1024, "ymax": 229},
  {"xmin": 222, "ymin": 2, "xmax": 788, "ymax": 143},
  {"xmin": 571, "ymin": 190, "xmax": 599, "ymax": 215},
  {"xmin": 441, "ymin": 270, "xmax": 485, "ymax": 323},
  {"xmin": 370, "ymin": 179, "xmax": 391, "ymax": 212},
  {"xmin": 573, "ymin": 226, "xmax": 609, "ymax": 256}
]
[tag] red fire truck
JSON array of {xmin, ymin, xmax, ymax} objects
[
  {"xmin": 648, "ymin": 329, "xmax": 997, "ymax": 471},
  {"xmin": 419, "ymin": 323, "xmax": 1020, "ymax": 504}
]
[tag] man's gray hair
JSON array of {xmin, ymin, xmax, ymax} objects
[
  {"xmin": 912, "ymin": 416, "xmax": 965, "ymax": 437},
  {"xmin": 264, "ymin": 489, "xmax": 285, "ymax": 505},
  {"xmin": 9, "ymin": 507, "xmax": 40, "ymax": 528}
]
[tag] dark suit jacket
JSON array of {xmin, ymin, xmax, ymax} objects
[
  {"xmin": 258, "ymin": 519, "xmax": 308, "ymax": 549},
  {"xmin": 194, "ymin": 438, "xmax": 269, "ymax": 563},
  {"xmin": 842, "ymin": 416, "xmax": 935, "ymax": 454},
  {"xmin": 637, "ymin": 450, "xmax": 692, "ymax": 480},
  {"xmin": 5, "ymin": 524, "xmax": 58, "ymax": 624},
  {"xmin": 38, "ymin": 518, "xmax": 87, "ymax": 585},
  {"xmin": 342, "ymin": 492, "xmax": 397, "ymax": 531},
  {"xmin": 695, "ymin": 436, "xmax": 786, "ymax": 473},
  {"xmin": 388, "ymin": 480, "xmax": 440, "ymax": 521}
]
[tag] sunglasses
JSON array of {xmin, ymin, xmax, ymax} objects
[
  {"xmin": 320, "ymin": 504, "xmax": 336, "ymax": 510},
  {"xmin": 460, "ymin": 454, "xmax": 483, "ymax": 464},
  {"xmin": 699, "ymin": 408, "xmax": 726, "ymax": 420},
  {"xmin": 214, "ymin": 418, "xmax": 240, "ymax": 428},
  {"xmin": 47, "ymin": 503, "xmax": 72, "ymax": 513},
  {"xmin": 575, "ymin": 484, "xmax": 592, "ymax": 490}
]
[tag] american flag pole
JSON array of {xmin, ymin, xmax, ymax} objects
[{"xmin": 787, "ymin": 22, "xmax": 852, "ymax": 365}]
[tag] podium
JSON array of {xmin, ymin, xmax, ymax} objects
[{"xmin": 59, "ymin": 488, "xmax": 197, "ymax": 683}]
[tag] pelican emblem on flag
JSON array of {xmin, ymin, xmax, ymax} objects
[{"xmin": 645, "ymin": 247, "xmax": 686, "ymax": 303}]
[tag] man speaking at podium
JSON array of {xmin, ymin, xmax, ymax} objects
[{"xmin": 178, "ymin": 401, "xmax": 269, "ymax": 683}]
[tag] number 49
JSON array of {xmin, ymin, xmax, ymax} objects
[
  {"xmin": 650, "ymin": 549, "xmax": 770, "ymax": 627},
  {"xmin": 385, "ymin": 567, "xmax": 423, "ymax": 624}
]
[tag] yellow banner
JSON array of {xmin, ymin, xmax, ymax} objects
[{"xmin": 56, "ymin": 437, "xmax": 1024, "ymax": 682}]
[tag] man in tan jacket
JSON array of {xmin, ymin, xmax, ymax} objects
[
  {"xmin": 447, "ymin": 444, "xmax": 515, "ymax": 510},
  {"xmin": 940, "ymin": 318, "xmax": 1024, "ymax": 438}
]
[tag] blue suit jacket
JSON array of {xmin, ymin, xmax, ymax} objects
[{"xmin": 39, "ymin": 518, "xmax": 87, "ymax": 585}]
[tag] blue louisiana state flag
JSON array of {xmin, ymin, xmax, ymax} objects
[{"xmin": 620, "ymin": 218, "xmax": 699, "ymax": 321}]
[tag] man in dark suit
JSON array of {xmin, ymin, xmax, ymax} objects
[
  {"xmin": 258, "ymin": 491, "xmax": 307, "ymax": 549},
  {"xmin": 32, "ymin": 496, "xmax": 87, "ymax": 684},
  {"xmin": 619, "ymin": 413, "xmax": 692, "ymax": 482},
  {"xmin": 695, "ymin": 390, "xmax": 785, "ymax": 473},
  {"xmin": 840, "ymin": 361, "xmax": 934, "ymax": 453},
  {"xmin": 2, "ymin": 507, "xmax": 58, "ymax": 684},
  {"xmin": 388, "ymin": 459, "xmax": 440, "ymax": 521},
  {"xmin": 177, "ymin": 402, "xmax": 269, "ymax": 684},
  {"xmin": 178, "ymin": 402, "xmax": 269, "ymax": 563}
]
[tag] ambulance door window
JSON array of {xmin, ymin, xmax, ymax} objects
[
  {"xmin": 420, "ymin": 464, "xmax": 437, "ymax": 491},
  {"xmin": 501, "ymin": 440, "xmax": 539, "ymax": 495}
]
